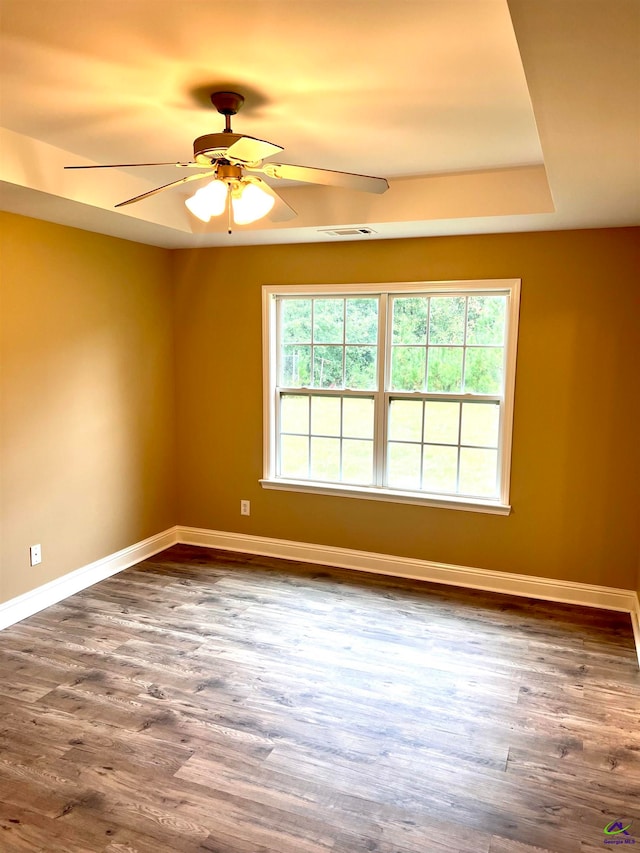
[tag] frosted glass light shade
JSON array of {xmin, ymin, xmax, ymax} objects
[
  {"xmin": 185, "ymin": 180, "xmax": 227, "ymax": 222},
  {"xmin": 232, "ymin": 182, "xmax": 275, "ymax": 225}
]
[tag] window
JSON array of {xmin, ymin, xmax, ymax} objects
[{"xmin": 262, "ymin": 280, "xmax": 520, "ymax": 514}]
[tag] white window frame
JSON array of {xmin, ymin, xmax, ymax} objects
[{"xmin": 261, "ymin": 279, "xmax": 520, "ymax": 515}]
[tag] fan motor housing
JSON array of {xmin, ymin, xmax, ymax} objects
[{"xmin": 193, "ymin": 132, "xmax": 244, "ymax": 165}]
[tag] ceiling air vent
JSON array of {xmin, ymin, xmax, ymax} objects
[{"xmin": 318, "ymin": 227, "xmax": 377, "ymax": 237}]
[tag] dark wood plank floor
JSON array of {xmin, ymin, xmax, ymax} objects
[{"xmin": 1, "ymin": 544, "xmax": 639, "ymax": 853}]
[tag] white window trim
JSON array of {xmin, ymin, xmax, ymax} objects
[{"xmin": 261, "ymin": 279, "xmax": 520, "ymax": 515}]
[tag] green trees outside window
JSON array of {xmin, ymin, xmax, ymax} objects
[{"xmin": 268, "ymin": 281, "xmax": 518, "ymax": 508}]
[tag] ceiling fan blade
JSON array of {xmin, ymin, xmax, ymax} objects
[
  {"xmin": 249, "ymin": 177, "xmax": 297, "ymax": 222},
  {"xmin": 261, "ymin": 162, "xmax": 389, "ymax": 194},
  {"xmin": 114, "ymin": 169, "xmax": 217, "ymax": 208},
  {"xmin": 65, "ymin": 162, "xmax": 200, "ymax": 169},
  {"xmin": 226, "ymin": 136, "xmax": 284, "ymax": 164}
]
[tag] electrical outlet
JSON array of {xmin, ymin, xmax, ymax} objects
[
  {"xmin": 30, "ymin": 544, "xmax": 42, "ymax": 566},
  {"xmin": 240, "ymin": 500, "xmax": 250, "ymax": 516}
]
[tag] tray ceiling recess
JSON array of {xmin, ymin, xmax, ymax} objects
[{"xmin": 1, "ymin": 0, "xmax": 638, "ymax": 247}]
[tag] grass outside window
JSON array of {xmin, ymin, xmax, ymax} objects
[{"xmin": 263, "ymin": 280, "xmax": 520, "ymax": 513}]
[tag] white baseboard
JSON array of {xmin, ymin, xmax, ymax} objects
[
  {"xmin": 0, "ymin": 527, "xmax": 178, "ymax": 630},
  {"xmin": 2, "ymin": 523, "xmax": 638, "ymax": 669},
  {"xmin": 178, "ymin": 526, "xmax": 640, "ymax": 667},
  {"xmin": 177, "ymin": 526, "xmax": 637, "ymax": 612},
  {"xmin": 631, "ymin": 594, "xmax": 640, "ymax": 668}
]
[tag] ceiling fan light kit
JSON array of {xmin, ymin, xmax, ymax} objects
[
  {"xmin": 231, "ymin": 181, "xmax": 275, "ymax": 225},
  {"xmin": 184, "ymin": 179, "xmax": 227, "ymax": 222},
  {"xmin": 64, "ymin": 90, "xmax": 389, "ymax": 229},
  {"xmin": 183, "ymin": 158, "xmax": 276, "ymax": 226}
]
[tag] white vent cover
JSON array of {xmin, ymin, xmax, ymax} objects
[{"xmin": 318, "ymin": 227, "xmax": 377, "ymax": 237}]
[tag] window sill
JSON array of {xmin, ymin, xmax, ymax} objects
[{"xmin": 259, "ymin": 478, "xmax": 511, "ymax": 515}]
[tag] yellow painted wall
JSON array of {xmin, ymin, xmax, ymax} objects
[
  {"xmin": 0, "ymin": 213, "xmax": 176, "ymax": 604},
  {"xmin": 2, "ymin": 217, "xmax": 638, "ymax": 607},
  {"xmin": 173, "ymin": 227, "xmax": 640, "ymax": 590}
]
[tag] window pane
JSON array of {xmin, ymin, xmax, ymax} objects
[
  {"xmin": 311, "ymin": 396, "xmax": 341, "ymax": 436},
  {"xmin": 392, "ymin": 297, "xmax": 428, "ymax": 344},
  {"xmin": 423, "ymin": 401, "xmax": 460, "ymax": 445},
  {"xmin": 428, "ymin": 296, "xmax": 465, "ymax": 345},
  {"xmin": 342, "ymin": 439, "xmax": 374, "ymax": 484},
  {"xmin": 345, "ymin": 346, "xmax": 377, "ymax": 389},
  {"xmin": 423, "ymin": 445, "xmax": 458, "ymax": 493},
  {"xmin": 391, "ymin": 346, "xmax": 426, "ymax": 391},
  {"xmin": 281, "ymin": 395, "xmax": 309, "ymax": 434},
  {"xmin": 387, "ymin": 442, "xmax": 421, "ymax": 489},
  {"xmin": 426, "ymin": 347, "xmax": 463, "ymax": 392},
  {"xmin": 343, "ymin": 397, "xmax": 374, "ymax": 439},
  {"xmin": 466, "ymin": 295, "xmax": 506, "ymax": 346},
  {"xmin": 387, "ymin": 442, "xmax": 420, "ymax": 489},
  {"xmin": 313, "ymin": 299, "xmax": 344, "ymax": 343},
  {"xmin": 388, "ymin": 399, "xmax": 422, "ymax": 442},
  {"xmin": 310, "ymin": 437, "xmax": 340, "ymax": 481},
  {"xmin": 280, "ymin": 435, "xmax": 309, "ymax": 478},
  {"xmin": 464, "ymin": 347, "xmax": 503, "ymax": 394},
  {"xmin": 346, "ymin": 298, "xmax": 378, "ymax": 344},
  {"xmin": 459, "ymin": 448, "xmax": 498, "ymax": 497},
  {"xmin": 282, "ymin": 299, "xmax": 312, "ymax": 343},
  {"xmin": 461, "ymin": 402, "xmax": 499, "ymax": 447},
  {"xmin": 312, "ymin": 346, "xmax": 343, "ymax": 388},
  {"xmin": 281, "ymin": 345, "xmax": 311, "ymax": 387}
]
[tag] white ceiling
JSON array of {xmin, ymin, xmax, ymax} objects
[{"xmin": 1, "ymin": 0, "xmax": 638, "ymax": 248}]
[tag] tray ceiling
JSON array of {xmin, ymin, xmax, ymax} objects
[{"xmin": 0, "ymin": 0, "xmax": 638, "ymax": 247}]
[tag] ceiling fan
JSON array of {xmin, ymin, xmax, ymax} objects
[{"xmin": 64, "ymin": 91, "xmax": 389, "ymax": 226}]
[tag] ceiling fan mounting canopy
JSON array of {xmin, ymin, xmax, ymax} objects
[{"xmin": 209, "ymin": 91, "xmax": 245, "ymax": 116}]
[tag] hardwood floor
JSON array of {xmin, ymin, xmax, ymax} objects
[{"xmin": 0, "ymin": 544, "xmax": 638, "ymax": 853}]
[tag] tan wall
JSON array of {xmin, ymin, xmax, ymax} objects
[
  {"xmin": 2, "ymin": 218, "xmax": 637, "ymax": 606},
  {"xmin": 173, "ymin": 227, "xmax": 640, "ymax": 590},
  {"xmin": 0, "ymin": 213, "xmax": 176, "ymax": 604}
]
